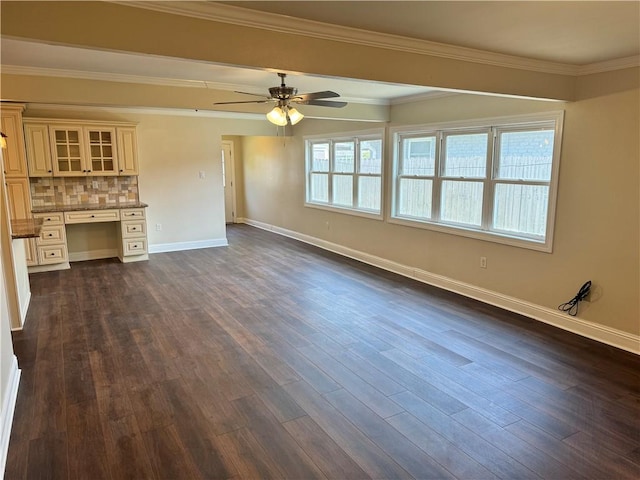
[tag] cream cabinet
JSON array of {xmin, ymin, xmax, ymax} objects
[
  {"xmin": 24, "ymin": 123, "xmax": 54, "ymax": 176},
  {"xmin": 5, "ymin": 178, "xmax": 32, "ymax": 221},
  {"xmin": 116, "ymin": 127, "xmax": 139, "ymax": 175},
  {"xmin": 1, "ymin": 105, "xmax": 28, "ymax": 177},
  {"xmin": 118, "ymin": 208, "xmax": 148, "ymax": 262},
  {"xmin": 28, "ymin": 207, "xmax": 148, "ymax": 272},
  {"xmin": 24, "ymin": 119, "xmax": 139, "ymax": 177},
  {"xmin": 32, "ymin": 212, "xmax": 68, "ymax": 267}
]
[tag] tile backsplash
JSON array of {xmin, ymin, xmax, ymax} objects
[{"xmin": 30, "ymin": 176, "xmax": 139, "ymax": 207}]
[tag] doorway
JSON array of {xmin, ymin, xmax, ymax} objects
[{"xmin": 221, "ymin": 140, "xmax": 236, "ymax": 224}]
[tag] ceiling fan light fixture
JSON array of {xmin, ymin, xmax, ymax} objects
[
  {"xmin": 266, "ymin": 106, "xmax": 288, "ymax": 126},
  {"xmin": 287, "ymin": 107, "xmax": 304, "ymax": 125}
]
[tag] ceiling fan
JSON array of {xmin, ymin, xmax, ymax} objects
[{"xmin": 213, "ymin": 72, "xmax": 347, "ymax": 126}]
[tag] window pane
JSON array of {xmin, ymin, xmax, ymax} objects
[
  {"xmin": 398, "ymin": 178, "xmax": 432, "ymax": 219},
  {"xmin": 497, "ymin": 130, "xmax": 554, "ymax": 181},
  {"xmin": 441, "ymin": 180, "xmax": 483, "ymax": 226},
  {"xmin": 334, "ymin": 142, "xmax": 355, "ymax": 173},
  {"xmin": 332, "ymin": 175, "xmax": 353, "ymax": 206},
  {"xmin": 311, "ymin": 143, "xmax": 329, "ymax": 171},
  {"xmin": 443, "ymin": 133, "xmax": 488, "ymax": 178},
  {"xmin": 493, "ymin": 184, "xmax": 549, "ymax": 236},
  {"xmin": 358, "ymin": 176, "xmax": 381, "ymax": 211},
  {"xmin": 310, "ymin": 173, "xmax": 328, "ymax": 203},
  {"xmin": 401, "ymin": 136, "xmax": 435, "ymax": 176},
  {"xmin": 360, "ymin": 139, "xmax": 382, "ymax": 174}
]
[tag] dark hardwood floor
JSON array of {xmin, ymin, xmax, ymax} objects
[{"xmin": 6, "ymin": 224, "xmax": 640, "ymax": 479}]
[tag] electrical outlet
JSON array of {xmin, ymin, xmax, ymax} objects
[
  {"xmin": 155, "ymin": 223, "xmax": 162, "ymax": 231},
  {"xmin": 198, "ymin": 171, "xmax": 206, "ymax": 179},
  {"xmin": 325, "ymin": 221, "xmax": 330, "ymax": 230},
  {"xmin": 480, "ymin": 256, "xmax": 487, "ymax": 268}
]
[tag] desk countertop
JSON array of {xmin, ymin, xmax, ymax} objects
[
  {"xmin": 11, "ymin": 218, "xmax": 44, "ymax": 239},
  {"xmin": 32, "ymin": 201, "xmax": 148, "ymax": 214}
]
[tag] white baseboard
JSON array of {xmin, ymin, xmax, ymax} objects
[
  {"xmin": 239, "ymin": 218, "xmax": 639, "ymax": 355},
  {"xmin": 149, "ymin": 238, "xmax": 228, "ymax": 254},
  {"xmin": 0, "ymin": 356, "xmax": 20, "ymax": 476},
  {"xmin": 69, "ymin": 248, "xmax": 119, "ymax": 263},
  {"xmin": 18, "ymin": 290, "xmax": 30, "ymax": 329}
]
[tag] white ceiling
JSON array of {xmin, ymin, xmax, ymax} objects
[{"xmin": 1, "ymin": 1, "xmax": 638, "ymax": 105}]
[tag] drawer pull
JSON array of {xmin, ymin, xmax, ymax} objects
[
  {"xmin": 47, "ymin": 233, "xmax": 53, "ymax": 237},
  {"xmin": 91, "ymin": 215, "xmax": 95, "ymax": 218},
  {"xmin": 49, "ymin": 252, "xmax": 55, "ymax": 256}
]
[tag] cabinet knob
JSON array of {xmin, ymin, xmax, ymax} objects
[
  {"xmin": 119, "ymin": 169, "xmax": 123, "ymax": 172},
  {"xmin": 50, "ymin": 252, "xmax": 55, "ymax": 256},
  {"xmin": 48, "ymin": 170, "xmax": 52, "ymax": 173},
  {"xmin": 91, "ymin": 215, "xmax": 95, "ymax": 218},
  {"xmin": 48, "ymin": 233, "xmax": 53, "ymax": 237}
]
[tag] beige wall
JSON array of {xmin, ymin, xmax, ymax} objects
[{"xmin": 239, "ymin": 75, "xmax": 639, "ymax": 337}]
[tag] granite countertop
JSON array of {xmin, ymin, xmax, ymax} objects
[
  {"xmin": 32, "ymin": 201, "xmax": 148, "ymax": 214},
  {"xmin": 11, "ymin": 218, "xmax": 44, "ymax": 239}
]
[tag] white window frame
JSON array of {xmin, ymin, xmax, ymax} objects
[
  {"xmin": 390, "ymin": 112, "xmax": 564, "ymax": 252},
  {"xmin": 304, "ymin": 128, "xmax": 385, "ymax": 219}
]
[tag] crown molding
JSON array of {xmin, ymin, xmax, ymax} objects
[
  {"xmin": 22, "ymin": 102, "xmax": 265, "ymax": 120},
  {"xmin": 577, "ymin": 55, "xmax": 640, "ymax": 75},
  {"xmin": 1, "ymin": 65, "xmax": 209, "ymax": 88},
  {"xmin": 118, "ymin": 1, "xmax": 579, "ymax": 76},
  {"xmin": 116, "ymin": 1, "xmax": 639, "ymax": 77}
]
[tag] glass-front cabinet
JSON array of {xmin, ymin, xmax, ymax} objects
[
  {"xmin": 50, "ymin": 126, "xmax": 85, "ymax": 176},
  {"xmin": 86, "ymin": 127, "xmax": 118, "ymax": 175},
  {"xmin": 49, "ymin": 125, "xmax": 119, "ymax": 176}
]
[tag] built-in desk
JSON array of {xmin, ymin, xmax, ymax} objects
[{"xmin": 29, "ymin": 202, "xmax": 148, "ymax": 273}]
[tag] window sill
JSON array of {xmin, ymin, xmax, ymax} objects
[
  {"xmin": 305, "ymin": 202, "xmax": 384, "ymax": 221},
  {"xmin": 388, "ymin": 215, "xmax": 552, "ymax": 253}
]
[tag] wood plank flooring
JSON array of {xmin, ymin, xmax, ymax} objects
[{"xmin": 6, "ymin": 224, "xmax": 640, "ymax": 479}]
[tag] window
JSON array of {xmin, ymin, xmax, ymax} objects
[
  {"xmin": 391, "ymin": 112, "xmax": 563, "ymax": 251},
  {"xmin": 305, "ymin": 129, "xmax": 384, "ymax": 217}
]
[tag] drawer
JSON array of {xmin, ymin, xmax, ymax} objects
[
  {"xmin": 38, "ymin": 244, "xmax": 68, "ymax": 265},
  {"xmin": 121, "ymin": 220, "xmax": 146, "ymax": 238},
  {"xmin": 33, "ymin": 212, "xmax": 64, "ymax": 225},
  {"xmin": 64, "ymin": 209, "xmax": 120, "ymax": 224},
  {"xmin": 122, "ymin": 238, "xmax": 147, "ymax": 256},
  {"xmin": 121, "ymin": 208, "xmax": 145, "ymax": 219},
  {"xmin": 37, "ymin": 224, "xmax": 66, "ymax": 245}
]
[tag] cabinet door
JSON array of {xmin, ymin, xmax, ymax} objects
[
  {"xmin": 49, "ymin": 125, "xmax": 85, "ymax": 176},
  {"xmin": 5, "ymin": 177, "xmax": 32, "ymax": 220},
  {"xmin": 116, "ymin": 127, "xmax": 139, "ymax": 175},
  {"xmin": 24, "ymin": 124, "xmax": 54, "ymax": 176},
  {"xmin": 25, "ymin": 238, "xmax": 38, "ymax": 267},
  {"xmin": 1, "ymin": 110, "xmax": 27, "ymax": 177},
  {"xmin": 85, "ymin": 127, "xmax": 118, "ymax": 176}
]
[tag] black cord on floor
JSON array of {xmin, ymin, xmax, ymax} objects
[{"xmin": 558, "ymin": 281, "xmax": 592, "ymax": 316}]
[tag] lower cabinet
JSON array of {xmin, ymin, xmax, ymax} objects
[
  {"xmin": 29, "ymin": 207, "xmax": 148, "ymax": 272},
  {"xmin": 118, "ymin": 208, "xmax": 148, "ymax": 262},
  {"xmin": 32, "ymin": 212, "xmax": 69, "ymax": 270}
]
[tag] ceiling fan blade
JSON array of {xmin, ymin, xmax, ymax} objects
[
  {"xmin": 295, "ymin": 99, "xmax": 348, "ymax": 108},
  {"xmin": 234, "ymin": 91, "xmax": 271, "ymax": 99},
  {"xmin": 294, "ymin": 91, "xmax": 340, "ymax": 101},
  {"xmin": 213, "ymin": 100, "xmax": 271, "ymax": 105}
]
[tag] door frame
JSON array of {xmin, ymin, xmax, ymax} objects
[{"xmin": 221, "ymin": 140, "xmax": 237, "ymax": 224}]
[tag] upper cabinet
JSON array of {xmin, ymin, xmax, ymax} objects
[
  {"xmin": 1, "ymin": 104, "xmax": 28, "ymax": 177},
  {"xmin": 116, "ymin": 127, "xmax": 139, "ymax": 175},
  {"xmin": 25, "ymin": 123, "xmax": 53, "ymax": 176},
  {"xmin": 24, "ymin": 119, "xmax": 139, "ymax": 177}
]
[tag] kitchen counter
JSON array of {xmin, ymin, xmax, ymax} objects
[
  {"xmin": 10, "ymin": 218, "xmax": 44, "ymax": 239},
  {"xmin": 32, "ymin": 201, "xmax": 148, "ymax": 214}
]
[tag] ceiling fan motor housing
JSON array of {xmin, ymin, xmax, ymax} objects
[{"xmin": 269, "ymin": 85, "xmax": 297, "ymax": 100}]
